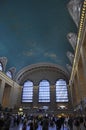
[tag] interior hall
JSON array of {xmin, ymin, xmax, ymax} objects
[{"xmin": 0, "ymin": 0, "xmax": 86, "ymax": 130}]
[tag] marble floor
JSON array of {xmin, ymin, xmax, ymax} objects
[{"xmin": 9, "ymin": 123, "xmax": 69, "ymax": 130}]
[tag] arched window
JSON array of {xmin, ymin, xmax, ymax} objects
[
  {"xmin": 39, "ymin": 80, "xmax": 50, "ymax": 102},
  {"xmin": 56, "ymin": 79, "xmax": 68, "ymax": 102},
  {"xmin": 22, "ymin": 81, "xmax": 33, "ymax": 102},
  {"xmin": 0, "ymin": 62, "xmax": 3, "ymax": 71},
  {"xmin": 6, "ymin": 71, "xmax": 12, "ymax": 79}
]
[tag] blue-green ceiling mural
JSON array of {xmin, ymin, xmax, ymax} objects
[{"xmin": 0, "ymin": 0, "xmax": 77, "ymax": 73}]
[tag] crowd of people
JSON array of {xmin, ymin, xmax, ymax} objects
[{"xmin": 0, "ymin": 112, "xmax": 86, "ymax": 130}]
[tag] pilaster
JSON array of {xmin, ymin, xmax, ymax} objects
[
  {"xmin": 33, "ymin": 86, "xmax": 38, "ymax": 108},
  {"xmin": 77, "ymin": 58, "xmax": 86, "ymax": 100},
  {"xmin": 0, "ymin": 80, "xmax": 5, "ymax": 104},
  {"xmin": 50, "ymin": 85, "xmax": 56, "ymax": 111}
]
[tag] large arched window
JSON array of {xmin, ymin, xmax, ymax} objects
[
  {"xmin": 6, "ymin": 71, "xmax": 12, "ymax": 79},
  {"xmin": 39, "ymin": 80, "xmax": 50, "ymax": 102},
  {"xmin": 56, "ymin": 79, "xmax": 68, "ymax": 102},
  {"xmin": 22, "ymin": 81, "xmax": 33, "ymax": 102},
  {"xmin": 0, "ymin": 62, "xmax": 3, "ymax": 71}
]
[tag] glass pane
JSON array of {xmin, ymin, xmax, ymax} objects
[
  {"xmin": 0, "ymin": 63, "xmax": 3, "ymax": 71},
  {"xmin": 24, "ymin": 81, "xmax": 33, "ymax": 86},
  {"xmin": 22, "ymin": 81, "xmax": 33, "ymax": 102},
  {"xmin": 39, "ymin": 80, "xmax": 50, "ymax": 102},
  {"xmin": 56, "ymin": 79, "xmax": 68, "ymax": 102},
  {"xmin": 6, "ymin": 71, "xmax": 12, "ymax": 79}
]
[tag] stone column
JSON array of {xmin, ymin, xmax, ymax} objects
[
  {"xmin": 0, "ymin": 79, "xmax": 5, "ymax": 104},
  {"xmin": 9, "ymin": 82, "xmax": 21, "ymax": 108},
  {"xmin": 74, "ymin": 74, "xmax": 81, "ymax": 104},
  {"xmin": 71, "ymin": 83, "xmax": 76, "ymax": 107},
  {"xmin": 9, "ymin": 86, "xmax": 14, "ymax": 108},
  {"xmin": 68, "ymin": 84, "xmax": 73, "ymax": 107},
  {"xmin": 77, "ymin": 57, "xmax": 86, "ymax": 100},
  {"xmin": 33, "ymin": 85, "xmax": 38, "ymax": 108},
  {"xmin": 2, "ymin": 84, "xmax": 11, "ymax": 107},
  {"xmin": 80, "ymin": 45, "xmax": 86, "ymax": 79},
  {"xmin": 50, "ymin": 85, "xmax": 56, "ymax": 111},
  {"xmin": 16, "ymin": 86, "xmax": 22, "ymax": 107},
  {"xmin": 71, "ymin": 74, "xmax": 80, "ymax": 107},
  {"xmin": 69, "ymin": 83, "xmax": 73, "ymax": 105}
]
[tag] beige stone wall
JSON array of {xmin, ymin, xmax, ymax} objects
[
  {"xmin": 69, "ymin": 12, "xmax": 86, "ymax": 111},
  {"xmin": 0, "ymin": 71, "xmax": 70, "ymax": 114},
  {"xmin": 0, "ymin": 71, "xmax": 21, "ymax": 108}
]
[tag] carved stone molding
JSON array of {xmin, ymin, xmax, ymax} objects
[
  {"xmin": 15, "ymin": 63, "xmax": 69, "ymax": 85},
  {"xmin": 66, "ymin": 64, "xmax": 72, "ymax": 73},
  {"xmin": 67, "ymin": 0, "xmax": 82, "ymax": 27},
  {"xmin": 67, "ymin": 51, "xmax": 74, "ymax": 64},
  {"xmin": 67, "ymin": 32, "xmax": 77, "ymax": 50},
  {"xmin": 0, "ymin": 57, "xmax": 7, "ymax": 72}
]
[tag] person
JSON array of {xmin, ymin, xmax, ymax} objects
[
  {"xmin": 68, "ymin": 117, "xmax": 73, "ymax": 130},
  {"xmin": 73, "ymin": 118, "xmax": 80, "ymax": 130},
  {"xmin": 30, "ymin": 121, "xmax": 34, "ymax": 130},
  {"xmin": 62, "ymin": 121, "xmax": 70, "ymax": 130},
  {"xmin": 79, "ymin": 117, "xmax": 86, "ymax": 130},
  {"xmin": 34, "ymin": 119, "xmax": 38, "ymax": 130},
  {"xmin": 84, "ymin": 117, "xmax": 86, "ymax": 129},
  {"xmin": 56, "ymin": 117, "xmax": 61, "ymax": 130},
  {"xmin": 0, "ymin": 116, "xmax": 4, "ymax": 130},
  {"xmin": 4, "ymin": 113, "xmax": 11, "ymax": 130},
  {"xmin": 22, "ymin": 121, "xmax": 27, "ymax": 130},
  {"xmin": 42, "ymin": 116, "xmax": 49, "ymax": 130}
]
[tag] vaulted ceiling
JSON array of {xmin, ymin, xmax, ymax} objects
[{"xmin": 0, "ymin": 0, "xmax": 80, "ymax": 74}]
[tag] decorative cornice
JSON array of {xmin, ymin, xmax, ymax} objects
[{"xmin": 67, "ymin": 32, "xmax": 77, "ymax": 50}]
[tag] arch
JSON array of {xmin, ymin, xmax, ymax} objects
[{"xmin": 15, "ymin": 63, "xmax": 69, "ymax": 85}]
